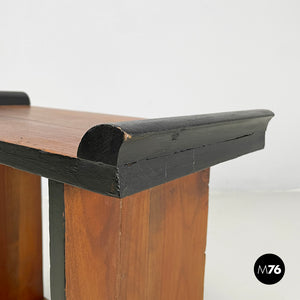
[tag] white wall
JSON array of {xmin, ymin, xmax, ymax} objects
[{"xmin": 0, "ymin": 0, "xmax": 299, "ymax": 191}]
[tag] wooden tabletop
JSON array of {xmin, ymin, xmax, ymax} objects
[
  {"xmin": 0, "ymin": 105, "xmax": 138, "ymax": 158},
  {"xmin": 0, "ymin": 92, "xmax": 274, "ymax": 197}
]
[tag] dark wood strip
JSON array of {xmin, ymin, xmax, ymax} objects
[{"xmin": 49, "ymin": 180, "xmax": 65, "ymax": 300}]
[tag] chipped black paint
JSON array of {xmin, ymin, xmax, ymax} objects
[{"xmin": 78, "ymin": 109, "xmax": 274, "ymax": 197}]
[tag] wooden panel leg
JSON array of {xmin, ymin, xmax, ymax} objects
[
  {"xmin": 119, "ymin": 169, "xmax": 209, "ymax": 299},
  {"xmin": 49, "ymin": 169, "xmax": 209, "ymax": 300},
  {"xmin": 0, "ymin": 165, "xmax": 43, "ymax": 300}
]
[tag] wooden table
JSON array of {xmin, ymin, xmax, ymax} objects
[{"xmin": 0, "ymin": 91, "xmax": 274, "ymax": 300}]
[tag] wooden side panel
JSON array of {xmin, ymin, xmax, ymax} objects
[
  {"xmin": 120, "ymin": 169, "xmax": 209, "ymax": 300},
  {"xmin": 147, "ymin": 169, "xmax": 209, "ymax": 300},
  {"xmin": 118, "ymin": 189, "xmax": 151, "ymax": 299},
  {"xmin": 0, "ymin": 164, "xmax": 43, "ymax": 300},
  {"xmin": 64, "ymin": 185, "xmax": 121, "ymax": 300},
  {"xmin": 63, "ymin": 169, "xmax": 209, "ymax": 300}
]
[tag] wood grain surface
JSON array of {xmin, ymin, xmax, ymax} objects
[
  {"xmin": 64, "ymin": 184, "xmax": 121, "ymax": 300},
  {"xmin": 0, "ymin": 164, "xmax": 43, "ymax": 300},
  {"xmin": 0, "ymin": 106, "xmax": 138, "ymax": 157},
  {"xmin": 63, "ymin": 169, "xmax": 209, "ymax": 300}
]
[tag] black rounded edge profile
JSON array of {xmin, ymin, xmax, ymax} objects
[
  {"xmin": 77, "ymin": 124, "xmax": 130, "ymax": 165},
  {"xmin": 77, "ymin": 109, "xmax": 274, "ymax": 198},
  {"xmin": 77, "ymin": 109, "xmax": 274, "ymax": 165},
  {"xmin": 0, "ymin": 91, "xmax": 30, "ymax": 105}
]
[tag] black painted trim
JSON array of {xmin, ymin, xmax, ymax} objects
[
  {"xmin": 78, "ymin": 109, "xmax": 274, "ymax": 197},
  {"xmin": 118, "ymin": 131, "xmax": 265, "ymax": 196},
  {"xmin": 49, "ymin": 180, "xmax": 66, "ymax": 300},
  {"xmin": 0, "ymin": 107, "xmax": 274, "ymax": 197},
  {"xmin": 0, "ymin": 91, "xmax": 30, "ymax": 105},
  {"xmin": 0, "ymin": 141, "xmax": 119, "ymax": 196}
]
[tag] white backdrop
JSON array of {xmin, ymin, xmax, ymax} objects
[
  {"xmin": 1, "ymin": 2, "xmax": 300, "ymax": 299},
  {"xmin": 0, "ymin": 0, "xmax": 299, "ymax": 192}
]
